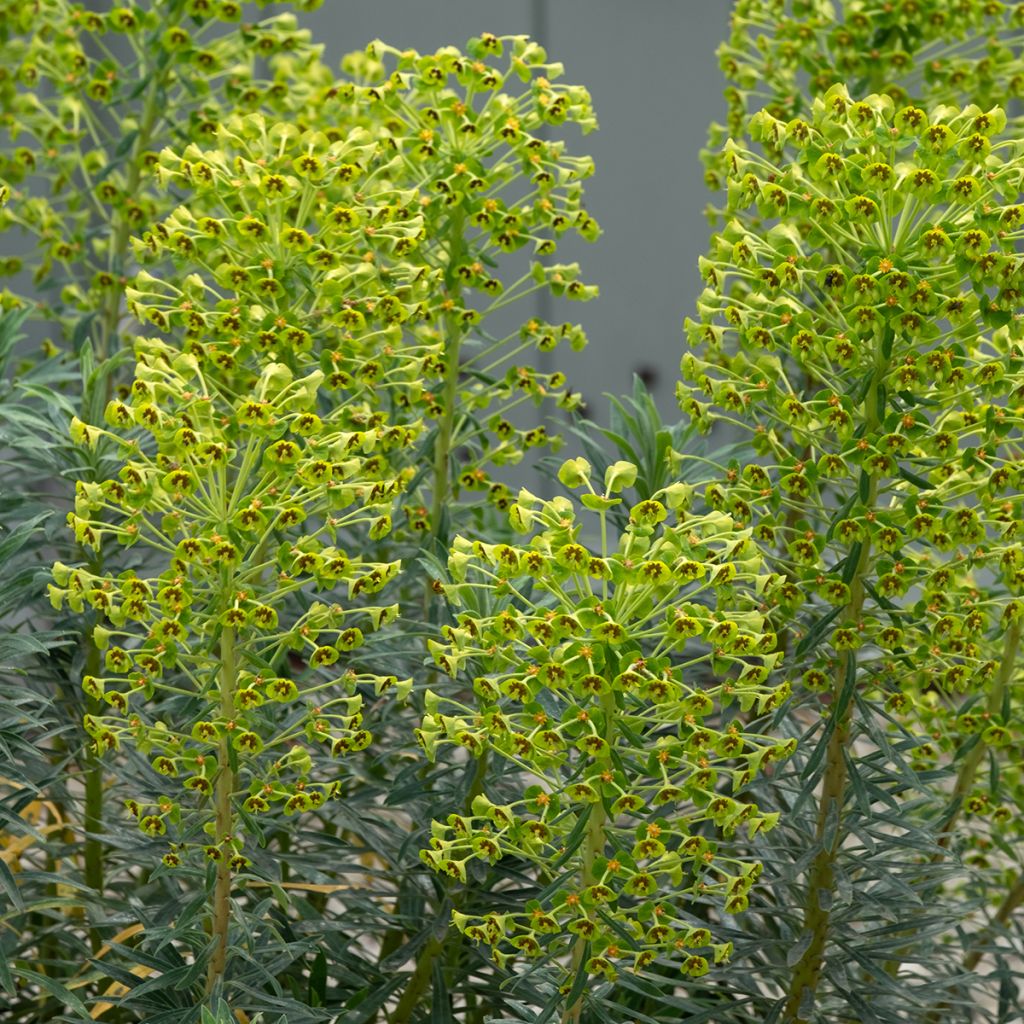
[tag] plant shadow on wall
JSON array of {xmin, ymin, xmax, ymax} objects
[{"xmin": 0, "ymin": 1, "xmax": 1023, "ymax": 1024}]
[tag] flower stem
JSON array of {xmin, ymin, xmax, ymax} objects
[
  {"xmin": 428, "ymin": 210, "xmax": 467, "ymax": 549},
  {"xmin": 82, "ymin": 628, "xmax": 105, "ymax": 952},
  {"xmin": 401, "ymin": 210, "xmax": 471, "ymax": 1018},
  {"xmin": 562, "ymin": 689, "xmax": 615, "ymax": 1024},
  {"xmin": 206, "ymin": 626, "xmax": 237, "ymax": 996},
  {"xmin": 77, "ymin": 15, "xmax": 177, "ymax": 921},
  {"xmin": 782, "ymin": 586, "xmax": 867, "ymax": 1021},
  {"xmin": 784, "ymin": 340, "xmax": 887, "ymax": 1021},
  {"xmin": 389, "ymin": 936, "xmax": 444, "ymax": 1024},
  {"xmin": 388, "ymin": 749, "xmax": 490, "ymax": 1024},
  {"xmin": 561, "ymin": 803, "xmax": 606, "ymax": 1024},
  {"xmin": 97, "ymin": 18, "xmax": 175, "ymax": 361}
]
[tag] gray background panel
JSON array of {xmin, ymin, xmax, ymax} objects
[{"xmin": 290, "ymin": 0, "xmax": 730, "ymax": 420}]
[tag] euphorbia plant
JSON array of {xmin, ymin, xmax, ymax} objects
[
  {"xmin": 283, "ymin": 35, "xmax": 600, "ymax": 543},
  {"xmin": 3, "ymin": 10, "xmax": 602, "ymax": 1014},
  {"xmin": 705, "ymin": 0, "xmax": 1024, "ymax": 210},
  {"xmin": 0, "ymin": 0, "xmax": 327, "ymax": 938},
  {"xmin": 697, "ymin": 6, "xmax": 1024, "ymax": 1018},
  {"xmin": 420, "ymin": 458, "xmax": 793, "ymax": 1018},
  {"xmin": 0, "ymin": 0, "xmax": 324, "ymax": 356},
  {"xmin": 50, "ymin": 112, "xmax": 433, "ymax": 996},
  {"xmin": 682, "ymin": 85, "xmax": 1024, "ymax": 1019}
]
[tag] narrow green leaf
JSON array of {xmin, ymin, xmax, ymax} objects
[
  {"xmin": 12, "ymin": 968, "xmax": 91, "ymax": 1019},
  {"xmin": 0, "ymin": 858, "xmax": 23, "ymax": 911},
  {"xmin": 309, "ymin": 948, "xmax": 327, "ymax": 1007}
]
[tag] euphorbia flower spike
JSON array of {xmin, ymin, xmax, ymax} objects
[
  {"xmin": 52, "ymin": 112, "xmax": 427, "ymax": 991},
  {"xmin": 421, "ymin": 457, "xmax": 793, "ymax": 998},
  {"xmin": 683, "ymin": 84, "xmax": 1024, "ymax": 1020},
  {"xmin": 272, "ymin": 34, "xmax": 600, "ymax": 534}
]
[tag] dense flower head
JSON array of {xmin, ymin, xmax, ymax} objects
[
  {"xmin": 264, "ymin": 35, "xmax": 600, "ymax": 515},
  {"xmin": 419, "ymin": 460, "xmax": 793, "ymax": 980},
  {"xmin": 0, "ymin": 1, "xmax": 324, "ymax": 348},
  {"xmin": 682, "ymin": 88, "xmax": 1024, "ymax": 856},
  {"xmin": 704, "ymin": 0, "xmax": 1024, "ymax": 206},
  {"xmin": 49, "ymin": 114, "xmax": 424, "ymax": 866}
]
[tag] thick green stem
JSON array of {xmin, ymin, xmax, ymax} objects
[
  {"xmin": 389, "ymin": 936, "xmax": 444, "ymax": 1024},
  {"xmin": 82, "ymin": 634, "xmax": 104, "ymax": 952},
  {"xmin": 782, "ymin": 580, "xmax": 867, "ymax": 1021},
  {"xmin": 562, "ymin": 690, "xmax": 616, "ymax": 1024},
  {"xmin": 428, "ymin": 210, "xmax": 467, "ymax": 547},
  {"xmin": 388, "ymin": 751, "xmax": 490, "ymax": 1024},
  {"xmin": 39, "ymin": 736, "xmax": 75, "ymax": 975},
  {"xmin": 98, "ymin": 26, "xmax": 172, "ymax": 361},
  {"xmin": 401, "ymin": 212, "xmax": 472, "ymax": 1018},
  {"xmin": 561, "ymin": 802, "xmax": 606, "ymax": 1024},
  {"xmin": 83, "ymin": 723, "xmax": 104, "ymax": 891},
  {"xmin": 429, "ymin": 327, "xmax": 464, "ymax": 540},
  {"xmin": 206, "ymin": 626, "xmax": 237, "ymax": 996},
  {"xmin": 76, "ymin": 22, "xmax": 175, "ymax": 926},
  {"xmin": 784, "ymin": 349, "xmax": 887, "ymax": 1021}
]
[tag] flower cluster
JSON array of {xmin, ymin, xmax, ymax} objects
[
  {"xmin": 682, "ymin": 88, "xmax": 1024, "ymax": 869},
  {"xmin": 49, "ymin": 113, "xmax": 428, "ymax": 867},
  {"xmin": 419, "ymin": 458, "xmax": 793, "ymax": 982},
  {"xmin": 704, "ymin": 0, "xmax": 1024, "ymax": 209},
  {"xmin": 0, "ymin": 0, "xmax": 323, "ymax": 351},
  {"xmin": 132, "ymin": 114, "xmax": 436, "ymax": 385},
  {"xmin": 274, "ymin": 34, "xmax": 600, "ymax": 523}
]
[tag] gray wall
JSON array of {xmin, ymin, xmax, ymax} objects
[{"xmin": 289, "ymin": 0, "xmax": 730, "ymax": 421}]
